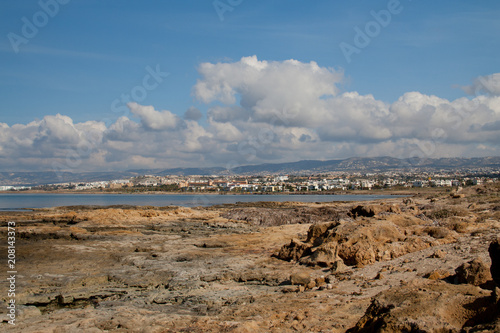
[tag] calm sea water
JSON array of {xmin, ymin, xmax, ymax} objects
[{"xmin": 0, "ymin": 193, "xmax": 403, "ymax": 210}]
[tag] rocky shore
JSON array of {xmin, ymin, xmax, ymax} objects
[{"xmin": 1, "ymin": 184, "xmax": 499, "ymax": 332}]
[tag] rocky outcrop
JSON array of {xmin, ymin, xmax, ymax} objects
[
  {"xmin": 276, "ymin": 209, "xmax": 458, "ymax": 267},
  {"xmin": 347, "ymin": 281, "xmax": 496, "ymax": 333},
  {"xmin": 350, "ymin": 239, "xmax": 500, "ymax": 332},
  {"xmin": 221, "ymin": 206, "xmax": 346, "ymax": 226}
]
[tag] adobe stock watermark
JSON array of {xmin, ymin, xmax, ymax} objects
[
  {"xmin": 339, "ymin": 0, "xmax": 404, "ymax": 64},
  {"xmin": 213, "ymin": 0, "xmax": 243, "ymax": 21},
  {"xmin": 6, "ymin": 221, "xmax": 17, "ymax": 326},
  {"xmin": 51, "ymin": 64, "xmax": 169, "ymax": 180},
  {"xmin": 7, "ymin": 0, "xmax": 70, "ymax": 54}
]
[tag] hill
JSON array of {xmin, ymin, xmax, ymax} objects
[{"xmin": 1, "ymin": 156, "xmax": 499, "ymax": 186}]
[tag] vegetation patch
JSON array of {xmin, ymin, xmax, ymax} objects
[{"xmin": 426, "ymin": 206, "xmax": 469, "ymax": 220}]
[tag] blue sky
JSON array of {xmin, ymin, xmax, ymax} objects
[{"xmin": 1, "ymin": 0, "xmax": 500, "ymax": 171}]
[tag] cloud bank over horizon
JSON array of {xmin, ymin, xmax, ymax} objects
[{"xmin": 1, "ymin": 56, "xmax": 500, "ymax": 172}]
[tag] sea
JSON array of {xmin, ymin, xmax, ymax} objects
[{"xmin": 0, "ymin": 193, "xmax": 404, "ymax": 211}]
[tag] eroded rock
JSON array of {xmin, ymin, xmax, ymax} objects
[
  {"xmin": 348, "ymin": 281, "xmax": 495, "ymax": 332},
  {"xmin": 276, "ymin": 238, "xmax": 311, "ymax": 262},
  {"xmin": 276, "ymin": 212, "xmax": 458, "ymax": 268},
  {"xmin": 455, "ymin": 258, "xmax": 492, "ymax": 286},
  {"xmin": 290, "ymin": 272, "xmax": 312, "ymax": 286}
]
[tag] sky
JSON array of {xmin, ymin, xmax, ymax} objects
[{"xmin": 0, "ymin": 0, "xmax": 500, "ymax": 172}]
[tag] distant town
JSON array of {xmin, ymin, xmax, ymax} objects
[{"xmin": 1, "ymin": 169, "xmax": 498, "ymax": 193}]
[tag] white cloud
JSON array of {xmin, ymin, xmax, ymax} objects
[
  {"xmin": 37, "ymin": 114, "xmax": 80, "ymax": 144},
  {"xmin": 463, "ymin": 73, "xmax": 500, "ymax": 96},
  {"xmin": 128, "ymin": 102, "xmax": 180, "ymax": 131},
  {"xmin": 105, "ymin": 116, "xmax": 142, "ymax": 142},
  {"xmin": 1, "ymin": 57, "xmax": 500, "ymax": 172},
  {"xmin": 193, "ymin": 55, "xmax": 343, "ymax": 126},
  {"xmin": 208, "ymin": 118, "xmax": 244, "ymax": 142}
]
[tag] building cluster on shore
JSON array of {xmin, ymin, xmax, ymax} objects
[{"xmin": 2, "ymin": 169, "xmax": 498, "ymax": 192}]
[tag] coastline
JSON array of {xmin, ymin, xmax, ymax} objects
[
  {"xmin": 0, "ymin": 187, "xmax": 430, "ymax": 196},
  {"xmin": 0, "ymin": 190, "xmax": 409, "ymax": 211}
]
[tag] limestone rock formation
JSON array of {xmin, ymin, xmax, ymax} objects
[
  {"xmin": 349, "ymin": 238, "xmax": 500, "ymax": 332},
  {"xmin": 276, "ymin": 207, "xmax": 458, "ymax": 268},
  {"xmin": 455, "ymin": 258, "xmax": 492, "ymax": 286},
  {"xmin": 275, "ymin": 238, "xmax": 311, "ymax": 262},
  {"xmin": 348, "ymin": 281, "xmax": 496, "ymax": 332}
]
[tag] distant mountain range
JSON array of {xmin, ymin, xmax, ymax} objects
[
  {"xmin": 1, "ymin": 156, "xmax": 500, "ymax": 186},
  {"xmin": 230, "ymin": 156, "xmax": 500, "ymax": 174}
]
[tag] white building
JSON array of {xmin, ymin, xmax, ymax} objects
[
  {"xmin": 360, "ymin": 180, "xmax": 374, "ymax": 189},
  {"xmin": 472, "ymin": 178, "xmax": 483, "ymax": 185},
  {"xmin": 138, "ymin": 178, "xmax": 158, "ymax": 186}
]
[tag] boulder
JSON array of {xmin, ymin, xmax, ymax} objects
[
  {"xmin": 430, "ymin": 249, "xmax": 447, "ymax": 258},
  {"xmin": 425, "ymin": 269, "xmax": 452, "ymax": 280},
  {"xmin": 339, "ymin": 241, "xmax": 375, "ymax": 267},
  {"xmin": 290, "ymin": 272, "xmax": 312, "ymax": 286},
  {"xmin": 455, "ymin": 258, "xmax": 492, "ymax": 286},
  {"xmin": 315, "ymin": 276, "xmax": 326, "ymax": 287},
  {"xmin": 275, "ymin": 239, "xmax": 311, "ymax": 262},
  {"xmin": 300, "ymin": 242, "xmax": 338, "ymax": 267},
  {"xmin": 330, "ymin": 259, "xmax": 348, "ymax": 273},
  {"xmin": 489, "ymin": 239, "xmax": 500, "ymax": 287}
]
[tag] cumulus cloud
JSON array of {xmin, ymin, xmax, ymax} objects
[
  {"xmin": 193, "ymin": 55, "xmax": 343, "ymax": 126},
  {"xmin": 1, "ymin": 56, "xmax": 500, "ymax": 172},
  {"xmin": 0, "ymin": 114, "xmax": 106, "ymax": 171},
  {"xmin": 463, "ymin": 73, "xmax": 500, "ymax": 96},
  {"xmin": 128, "ymin": 102, "xmax": 181, "ymax": 131},
  {"xmin": 183, "ymin": 106, "xmax": 203, "ymax": 121}
]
